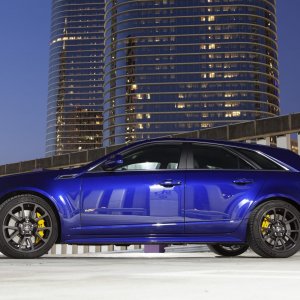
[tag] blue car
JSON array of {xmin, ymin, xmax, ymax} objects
[{"xmin": 1, "ymin": 138, "xmax": 300, "ymax": 259}]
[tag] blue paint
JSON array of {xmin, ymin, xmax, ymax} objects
[{"xmin": 0, "ymin": 138, "xmax": 300, "ymax": 246}]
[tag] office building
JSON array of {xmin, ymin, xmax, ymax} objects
[
  {"xmin": 103, "ymin": 0, "xmax": 279, "ymax": 146},
  {"xmin": 46, "ymin": 0, "xmax": 105, "ymax": 156}
]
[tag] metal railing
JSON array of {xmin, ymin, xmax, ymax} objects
[{"xmin": 48, "ymin": 244, "xmax": 143, "ymax": 255}]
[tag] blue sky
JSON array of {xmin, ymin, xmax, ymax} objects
[{"xmin": 0, "ymin": 1, "xmax": 298, "ymax": 164}]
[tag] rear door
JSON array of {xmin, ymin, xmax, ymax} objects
[{"xmin": 184, "ymin": 143, "xmax": 266, "ymax": 234}]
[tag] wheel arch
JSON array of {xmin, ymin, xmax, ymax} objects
[
  {"xmin": 251, "ymin": 196, "xmax": 300, "ymax": 214},
  {"xmin": 0, "ymin": 190, "xmax": 62, "ymax": 243}
]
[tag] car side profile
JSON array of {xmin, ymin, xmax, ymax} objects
[{"xmin": 0, "ymin": 138, "xmax": 300, "ymax": 259}]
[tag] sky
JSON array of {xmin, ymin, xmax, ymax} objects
[{"xmin": 0, "ymin": 0, "xmax": 299, "ymax": 165}]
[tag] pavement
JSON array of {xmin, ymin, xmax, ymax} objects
[{"xmin": 0, "ymin": 251, "xmax": 300, "ymax": 300}]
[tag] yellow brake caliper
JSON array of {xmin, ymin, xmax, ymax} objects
[
  {"xmin": 35, "ymin": 212, "xmax": 45, "ymax": 243},
  {"xmin": 261, "ymin": 214, "xmax": 271, "ymax": 233}
]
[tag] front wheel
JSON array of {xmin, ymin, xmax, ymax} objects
[
  {"xmin": 0, "ymin": 195, "xmax": 58, "ymax": 259},
  {"xmin": 207, "ymin": 244, "xmax": 249, "ymax": 256},
  {"xmin": 248, "ymin": 200, "xmax": 300, "ymax": 258}
]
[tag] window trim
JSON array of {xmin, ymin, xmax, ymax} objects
[
  {"xmin": 230, "ymin": 146, "xmax": 288, "ymax": 171},
  {"xmin": 186, "ymin": 142, "xmax": 288, "ymax": 171}
]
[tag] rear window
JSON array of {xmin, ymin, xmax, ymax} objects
[{"xmin": 233, "ymin": 148, "xmax": 284, "ymax": 170}]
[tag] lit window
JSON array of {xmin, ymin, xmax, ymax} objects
[
  {"xmin": 177, "ymin": 103, "xmax": 185, "ymax": 109},
  {"xmin": 224, "ymin": 73, "xmax": 238, "ymax": 78},
  {"xmin": 232, "ymin": 111, "xmax": 241, "ymax": 117}
]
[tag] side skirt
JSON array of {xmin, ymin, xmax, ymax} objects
[{"xmin": 64, "ymin": 234, "xmax": 244, "ymax": 245}]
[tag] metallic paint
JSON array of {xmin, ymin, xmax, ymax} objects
[{"xmin": 1, "ymin": 139, "xmax": 300, "ymax": 245}]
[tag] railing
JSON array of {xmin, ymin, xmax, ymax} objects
[
  {"xmin": 48, "ymin": 244, "xmax": 143, "ymax": 255},
  {"xmin": 1, "ymin": 113, "xmax": 300, "ymax": 254}
]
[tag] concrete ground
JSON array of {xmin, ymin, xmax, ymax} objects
[{"xmin": 1, "ymin": 251, "xmax": 300, "ymax": 300}]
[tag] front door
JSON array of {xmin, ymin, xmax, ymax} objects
[{"xmin": 80, "ymin": 143, "xmax": 185, "ymax": 235}]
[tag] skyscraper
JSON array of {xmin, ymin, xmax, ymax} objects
[
  {"xmin": 46, "ymin": 0, "xmax": 105, "ymax": 156},
  {"xmin": 103, "ymin": 0, "xmax": 279, "ymax": 146}
]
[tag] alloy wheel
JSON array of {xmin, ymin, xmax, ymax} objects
[
  {"xmin": 0, "ymin": 195, "xmax": 58, "ymax": 258},
  {"xmin": 248, "ymin": 200, "xmax": 300, "ymax": 258},
  {"xmin": 260, "ymin": 207, "xmax": 299, "ymax": 252}
]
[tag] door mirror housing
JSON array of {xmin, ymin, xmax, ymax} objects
[{"xmin": 103, "ymin": 154, "xmax": 124, "ymax": 170}]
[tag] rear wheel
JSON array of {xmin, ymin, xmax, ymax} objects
[
  {"xmin": 248, "ymin": 200, "xmax": 300, "ymax": 258},
  {"xmin": 207, "ymin": 244, "xmax": 249, "ymax": 256},
  {"xmin": 0, "ymin": 195, "xmax": 58, "ymax": 258}
]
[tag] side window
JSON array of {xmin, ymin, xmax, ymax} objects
[
  {"xmin": 233, "ymin": 147, "xmax": 284, "ymax": 170},
  {"xmin": 192, "ymin": 144, "xmax": 253, "ymax": 170},
  {"xmin": 115, "ymin": 144, "xmax": 182, "ymax": 171}
]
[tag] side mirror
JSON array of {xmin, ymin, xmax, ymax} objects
[{"xmin": 103, "ymin": 154, "xmax": 124, "ymax": 170}]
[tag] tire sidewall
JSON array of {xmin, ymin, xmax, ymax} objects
[{"xmin": 208, "ymin": 244, "xmax": 249, "ymax": 256}]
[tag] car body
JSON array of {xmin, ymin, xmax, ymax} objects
[{"xmin": 1, "ymin": 138, "xmax": 300, "ymax": 258}]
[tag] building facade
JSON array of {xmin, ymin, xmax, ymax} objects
[
  {"xmin": 46, "ymin": 0, "xmax": 105, "ymax": 156},
  {"xmin": 103, "ymin": 0, "xmax": 279, "ymax": 146}
]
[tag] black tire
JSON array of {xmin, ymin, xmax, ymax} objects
[
  {"xmin": 248, "ymin": 200, "xmax": 300, "ymax": 258},
  {"xmin": 207, "ymin": 244, "xmax": 249, "ymax": 256},
  {"xmin": 0, "ymin": 195, "xmax": 58, "ymax": 259}
]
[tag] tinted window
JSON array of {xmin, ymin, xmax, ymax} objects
[
  {"xmin": 233, "ymin": 148, "xmax": 284, "ymax": 170},
  {"xmin": 192, "ymin": 144, "xmax": 252, "ymax": 170},
  {"xmin": 115, "ymin": 144, "xmax": 181, "ymax": 171}
]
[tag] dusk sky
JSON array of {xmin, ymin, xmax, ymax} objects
[{"xmin": 0, "ymin": 1, "xmax": 299, "ymax": 165}]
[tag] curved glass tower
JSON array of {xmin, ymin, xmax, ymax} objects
[
  {"xmin": 46, "ymin": 0, "xmax": 105, "ymax": 156},
  {"xmin": 103, "ymin": 0, "xmax": 279, "ymax": 146}
]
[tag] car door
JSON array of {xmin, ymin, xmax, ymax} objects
[
  {"xmin": 184, "ymin": 143, "xmax": 266, "ymax": 234},
  {"xmin": 80, "ymin": 142, "xmax": 186, "ymax": 235}
]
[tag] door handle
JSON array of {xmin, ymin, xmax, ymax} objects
[
  {"xmin": 233, "ymin": 178, "xmax": 253, "ymax": 185},
  {"xmin": 159, "ymin": 180, "xmax": 182, "ymax": 188}
]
